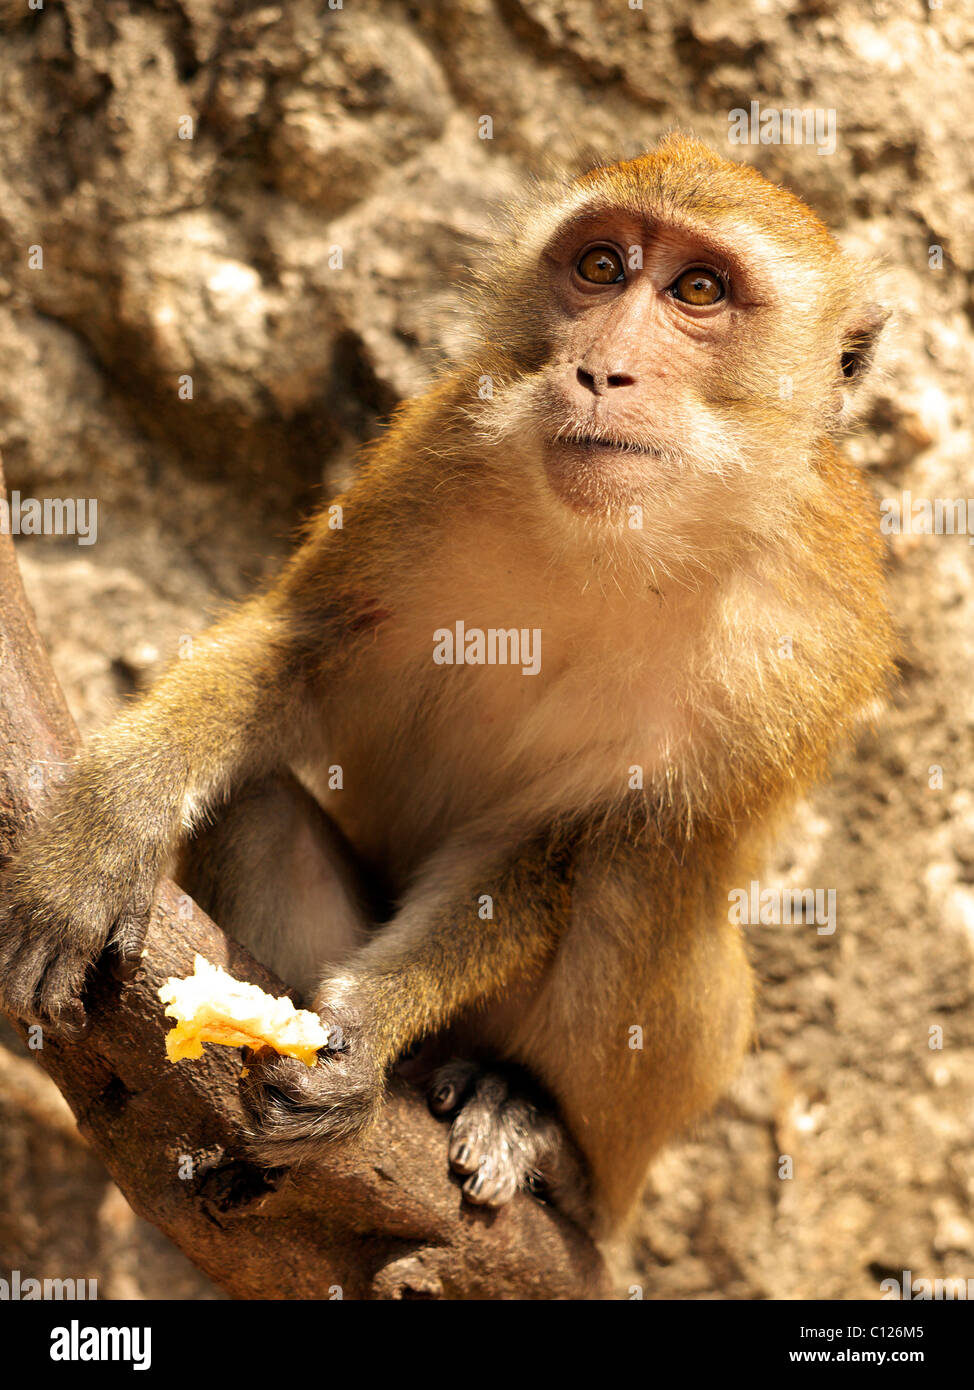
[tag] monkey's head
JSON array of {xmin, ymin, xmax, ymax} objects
[{"xmin": 473, "ymin": 134, "xmax": 887, "ymax": 579}]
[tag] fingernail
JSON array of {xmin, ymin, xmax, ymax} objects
[
  {"xmin": 59, "ymin": 1006, "xmax": 90, "ymax": 1040},
  {"xmin": 112, "ymin": 955, "xmax": 141, "ymax": 982}
]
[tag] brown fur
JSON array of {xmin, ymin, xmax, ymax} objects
[{"xmin": 0, "ymin": 135, "xmax": 897, "ymax": 1238}]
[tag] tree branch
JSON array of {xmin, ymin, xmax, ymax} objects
[{"xmin": 0, "ymin": 458, "xmax": 606, "ymax": 1300}]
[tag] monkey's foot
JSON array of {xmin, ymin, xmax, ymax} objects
[
  {"xmin": 428, "ymin": 1060, "xmax": 590, "ymax": 1224},
  {"xmin": 241, "ymin": 1038, "xmax": 382, "ymax": 1167}
]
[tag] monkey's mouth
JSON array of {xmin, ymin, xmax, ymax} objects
[
  {"xmin": 550, "ymin": 433, "xmax": 664, "ymax": 460},
  {"xmin": 543, "ymin": 432, "xmax": 672, "ymax": 514}
]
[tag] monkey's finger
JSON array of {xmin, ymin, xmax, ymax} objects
[
  {"xmin": 247, "ymin": 1052, "xmax": 312, "ymax": 1090},
  {"xmin": 38, "ymin": 947, "xmax": 92, "ymax": 1036},
  {"xmin": 0, "ymin": 932, "xmax": 58, "ymax": 1022},
  {"xmin": 0, "ymin": 910, "xmax": 20, "ymax": 975},
  {"xmin": 109, "ymin": 888, "xmax": 154, "ymax": 980},
  {"xmin": 50, "ymin": 999, "xmax": 90, "ymax": 1041},
  {"xmin": 109, "ymin": 924, "xmax": 148, "ymax": 981},
  {"xmin": 239, "ymin": 1054, "xmax": 313, "ymax": 1126}
]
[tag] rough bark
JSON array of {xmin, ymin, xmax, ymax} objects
[{"xmin": 0, "ymin": 457, "xmax": 606, "ymax": 1301}]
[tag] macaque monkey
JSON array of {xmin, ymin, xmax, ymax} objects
[{"xmin": 0, "ymin": 135, "xmax": 895, "ymax": 1237}]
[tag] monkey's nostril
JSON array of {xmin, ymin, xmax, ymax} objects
[
  {"xmin": 576, "ymin": 367, "xmax": 598, "ymax": 394},
  {"xmin": 576, "ymin": 367, "xmax": 634, "ymax": 393}
]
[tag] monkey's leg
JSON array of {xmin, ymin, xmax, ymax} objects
[
  {"xmin": 176, "ymin": 773, "xmax": 371, "ymax": 1003},
  {"xmin": 503, "ymin": 830, "xmax": 755, "ymax": 1236}
]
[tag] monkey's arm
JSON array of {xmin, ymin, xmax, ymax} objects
[
  {"xmin": 0, "ymin": 595, "xmax": 309, "ymax": 1030},
  {"xmin": 241, "ymin": 824, "xmax": 578, "ymax": 1162},
  {"xmin": 325, "ymin": 830, "xmax": 575, "ymax": 1057}
]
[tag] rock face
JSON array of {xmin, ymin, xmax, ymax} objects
[{"xmin": 1, "ymin": 0, "xmax": 973, "ymax": 1299}]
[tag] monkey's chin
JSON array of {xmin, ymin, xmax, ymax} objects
[{"xmin": 542, "ymin": 439, "xmax": 661, "ymax": 516}]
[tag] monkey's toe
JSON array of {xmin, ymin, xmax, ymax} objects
[
  {"xmin": 428, "ymin": 1058, "xmax": 480, "ymax": 1116},
  {"xmin": 461, "ymin": 1151, "xmax": 520, "ymax": 1208}
]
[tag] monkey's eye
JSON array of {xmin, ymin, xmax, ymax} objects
[
  {"xmin": 576, "ymin": 246, "xmax": 625, "ymax": 284},
  {"xmin": 669, "ymin": 267, "xmax": 726, "ymax": 306}
]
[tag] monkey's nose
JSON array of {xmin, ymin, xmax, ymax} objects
[{"xmin": 575, "ymin": 366, "xmax": 636, "ymax": 395}]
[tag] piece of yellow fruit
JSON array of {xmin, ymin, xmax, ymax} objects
[{"xmin": 158, "ymin": 954, "xmax": 328, "ymax": 1067}]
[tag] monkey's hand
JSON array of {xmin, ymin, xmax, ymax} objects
[
  {"xmin": 241, "ymin": 1011, "xmax": 384, "ymax": 1166},
  {"xmin": 429, "ymin": 1060, "xmax": 591, "ymax": 1225},
  {"xmin": 0, "ymin": 761, "xmax": 162, "ymax": 1034}
]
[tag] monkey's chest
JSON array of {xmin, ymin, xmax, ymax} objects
[{"xmin": 313, "ymin": 633, "xmax": 687, "ymax": 885}]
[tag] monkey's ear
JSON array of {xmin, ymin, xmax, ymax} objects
[{"xmin": 839, "ymin": 303, "xmax": 889, "ymax": 387}]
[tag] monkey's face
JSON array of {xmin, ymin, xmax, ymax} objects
[
  {"xmin": 475, "ymin": 136, "xmax": 885, "ymax": 578},
  {"xmin": 537, "ymin": 209, "xmax": 775, "ymax": 515}
]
